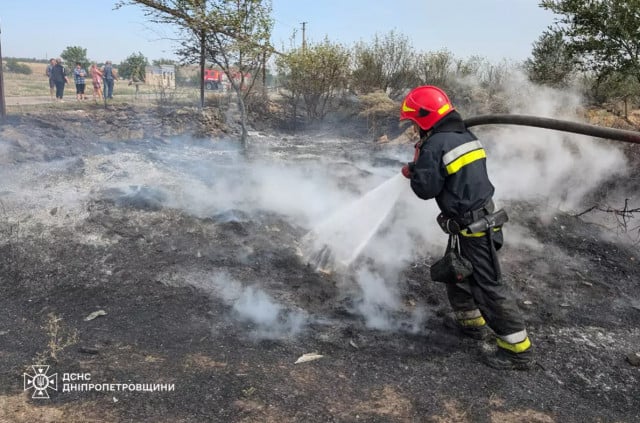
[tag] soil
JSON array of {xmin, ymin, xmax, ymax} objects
[{"xmin": 0, "ymin": 105, "xmax": 639, "ymax": 423}]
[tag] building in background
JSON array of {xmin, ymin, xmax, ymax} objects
[{"xmin": 145, "ymin": 64, "xmax": 175, "ymax": 89}]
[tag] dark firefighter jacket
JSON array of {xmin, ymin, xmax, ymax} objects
[{"xmin": 409, "ymin": 111, "xmax": 494, "ymax": 219}]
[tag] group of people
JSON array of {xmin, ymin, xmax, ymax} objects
[{"xmin": 46, "ymin": 58, "xmax": 117, "ymax": 102}]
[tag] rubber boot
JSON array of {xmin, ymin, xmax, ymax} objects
[
  {"xmin": 483, "ymin": 347, "xmax": 533, "ymax": 370},
  {"xmin": 443, "ymin": 315, "xmax": 492, "ymax": 341}
]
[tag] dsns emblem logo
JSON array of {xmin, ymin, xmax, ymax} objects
[{"xmin": 23, "ymin": 365, "xmax": 58, "ymax": 399}]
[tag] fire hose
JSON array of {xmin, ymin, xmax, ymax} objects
[
  {"xmin": 463, "ymin": 114, "xmax": 640, "ymax": 145},
  {"xmin": 427, "ymin": 114, "xmax": 640, "ymax": 283},
  {"xmin": 457, "ymin": 114, "xmax": 640, "ymax": 234},
  {"xmin": 307, "ymin": 114, "xmax": 640, "ymax": 272}
]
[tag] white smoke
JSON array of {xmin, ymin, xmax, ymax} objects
[
  {"xmin": 479, "ymin": 71, "xmax": 628, "ymax": 211},
  {"xmin": 351, "ymin": 267, "xmax": 429, "ymax": 333},
  {"xmin": 1, "ymin": 67, "xmax": 632, "ymax": 335},
  {"xmin": 194, "ymin": 271, "xmax": 309, "ymax": 339},
  {"xmin": 295, "ymin": 70, "xmax": 630, "ymax": 329}
]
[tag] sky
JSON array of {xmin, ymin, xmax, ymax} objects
[{"xmin": 0, "ymin": 0, "xmax": 557, "ymax": 64}]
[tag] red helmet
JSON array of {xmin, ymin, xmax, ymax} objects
[{"xmin": 399, "ymin": 86, "xmax": 455, "ymax": 130}]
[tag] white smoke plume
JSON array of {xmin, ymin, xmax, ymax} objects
[
  {"xmin": 202, "ymin": 271, "xmax": 309, "ymax": 340},
  {"xmin": 297, "ymin": 70, "xmax": 630, "ymax": 329},
  {"xmin": 479, "ymin": 71, "xmax": 628, "ymax": 211},
  {"xmin": 1, "ymin": 68, "xmax": 632, "ymax": 335}
]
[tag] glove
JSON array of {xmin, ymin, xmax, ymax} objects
[
  {"xmin": 402, "ymin": 140, "xmax": 422, "ymax": 178},
  {"xmin": 401, "ymin": 162, "xmax": 415, "ymax": 179}
]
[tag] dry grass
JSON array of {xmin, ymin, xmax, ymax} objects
[
  {"xmin": 0, "ymin": 393, "xmax": 117, "ymax": 423},
  {"xmin": 3, "ymin": 62, "xmax": 49, "ymax": 96},
  {"xmin": 35, "ymin": 313, "xmax": 78, "ymax": 364},
  {"xmin": 2, "ymin": 61, "xmax": 174, "ymax": 97}
]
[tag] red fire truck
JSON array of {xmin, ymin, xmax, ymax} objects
[
  {"xmin": 204, "ymin": 69, "xmax": 222, "ymax": 90},
  {"xmin": 204, "ymin": 69, "xmax": 251, "ymax": 90}
]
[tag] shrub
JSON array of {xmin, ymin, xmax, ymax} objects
[{"xmin": 6, "ymin": 59, "xmax": 32, "ymax": 75}]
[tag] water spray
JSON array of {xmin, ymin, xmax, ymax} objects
[{"xmin": 302, "ymin": 174, "xmax": 409, "ymax": 273}]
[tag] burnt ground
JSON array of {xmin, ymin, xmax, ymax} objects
[{"xmin": 0, "ymin": 107, "xmax": 639, "ymax": 423}]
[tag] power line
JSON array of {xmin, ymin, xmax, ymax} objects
[
  {"xmin": 301, "ymin": 21, "xmax": 307, "ymax": 50},
  {"xmin": 0, "ymin": 21, "xmax": 6, "ymax": 119}
]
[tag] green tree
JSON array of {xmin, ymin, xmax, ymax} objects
[
  {"xmin": 152, "ymin": 58, "xmax": 175, "ymax": 66},
  {"xmin": 116, "ymin": 0, "xmax": 218, "ymax": 108},
  {"xmin": 153, "ymin": 58, "xmax": 185, "ymax": 84},
  {"xmin": 524, "ymin": 29, "xmax": 576, "ymax": 87},
  {"xmin": 276, "ymin": 39, "xmax": 350, "ymax": 124},
  {"xmin": 593, "ymin": 72, "xmax": 640, "ymax": 117},
  {"xmin": 200, "ymin": 0, "xmax": 273, "ymax": 146},
  {"xmin": 351, "ymin": 30, "xmax": 416, "ymax": 95},
  {"xmin": 60, "ymin": 46, "xmax": 88, "ymax": 69},
  {"xmin": 414, "ymin": 49, "xmax": 456, "ymax": 88},
  {"xmin": 116, "ymin": 0, "xmax": 273, "ymax": 148},
  {"xmin": 540, "ymin": 0, "xmax": 640, "ymax": 84},
  {"xmin": 117, "ymin": 1, "xmax": 272, "ymax": 107},
  {"xmin": 118, "ymin": 52, "xmax": 149, "ymax": 81},
  {"xmin": 350, "ymin": 48, "xmax": 382, "ymax": 94}
]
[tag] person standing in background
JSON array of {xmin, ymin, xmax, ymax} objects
[
  {"xmin": 50, "ymin": 58, "xmax": 69, "ymax": 102},
  {"xmin": 46, "ymin": 58, "xmax": 56, "ymax": 101},
  {"xmin": 102, "ymin": 60, "xmax": 117, "ymax": 99},
  {"xmin": 90, "ymin": 63, "xmax": 103, "ymax": 101},
  {"xmin": 73, "ymin": 62, "xmax": 87, "ymax": 101}
]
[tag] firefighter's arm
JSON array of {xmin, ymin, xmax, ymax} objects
[
  {"xmin": 401, "ymin": 141, "xmax": 423, "ymax": 178},
  {"xmin": 408, "ymin": 148, "xmax": 445, "ymax": 200}
]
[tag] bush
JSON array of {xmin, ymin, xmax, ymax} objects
[
  {"xmin": 119, "ymin": 52, "xmax": 148, "ymax": 81},
  {"xmin": 6, "ymin": 59, "xmax": 32, "ymax": 75}
]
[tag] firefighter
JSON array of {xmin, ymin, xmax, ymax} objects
[{"xmin": 399, "ymin": 85, "xmax": 532, "ymax": 370}]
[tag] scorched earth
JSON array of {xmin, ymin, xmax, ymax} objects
[{"xmin": 0, "ymin": 106, "xmax": 638, "ymax": 423}]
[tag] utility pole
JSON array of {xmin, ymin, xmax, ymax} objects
[
  {"xmin": 0, "ymin": 20, "xmax": 6, "ymax": 119},
  {"xmin": 301, "ymin": 21, "xmax": 307, "ymax": 51},
  {"xmin": 262, "ymin": 50, "xmax": 267, "ymax": 95}
]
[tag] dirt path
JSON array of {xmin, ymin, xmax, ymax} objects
[
  {"xmin": 5, "ymin": 96, "xmax": 54, "ymax": 106},
  {"xmin": 4, "ymin": 94, "xmax": 167, "ymax": 107}
]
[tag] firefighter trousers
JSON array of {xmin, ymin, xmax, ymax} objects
[{"xmin": 445, "ymin": 230, "xmax": 526, "ymax": 338}]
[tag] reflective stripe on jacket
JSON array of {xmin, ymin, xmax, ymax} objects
[{"xmin": 409, "ymin": 111, "xmax": 495, "ymax": 218}]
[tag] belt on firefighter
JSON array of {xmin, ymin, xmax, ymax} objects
[
  {"xmin": 439, "ymin": 207, "xmax": 508, "ymax": 237},
  {"xmin": 462, "ymin": 208, "xmax": 509, "ymax": 235},
  {"xmin": 457, "ymin": 199, "xmax": 495, "ymax": 227},
  {"xmin": 437, "ymin": 199, "xmax": 497, "ymax": 235}
]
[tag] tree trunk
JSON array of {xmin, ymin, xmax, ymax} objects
[
  {"xmin": 199, "ymin": 31, "xmax": 205, "ymax": 109},
  {"xmin": 0, "ymin": 24, "xmax": 6, "ymax": 119},
  {"xmin": 262, "ymin": 51, "xmax": 267, "ymax": 97},
  {"xmin": 237, "ymin": 88, "xmax": 248, "ymax": 150},
  {"xmin": 292, "ymin": 100, "xmax": 297, "ymax": 132}
]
